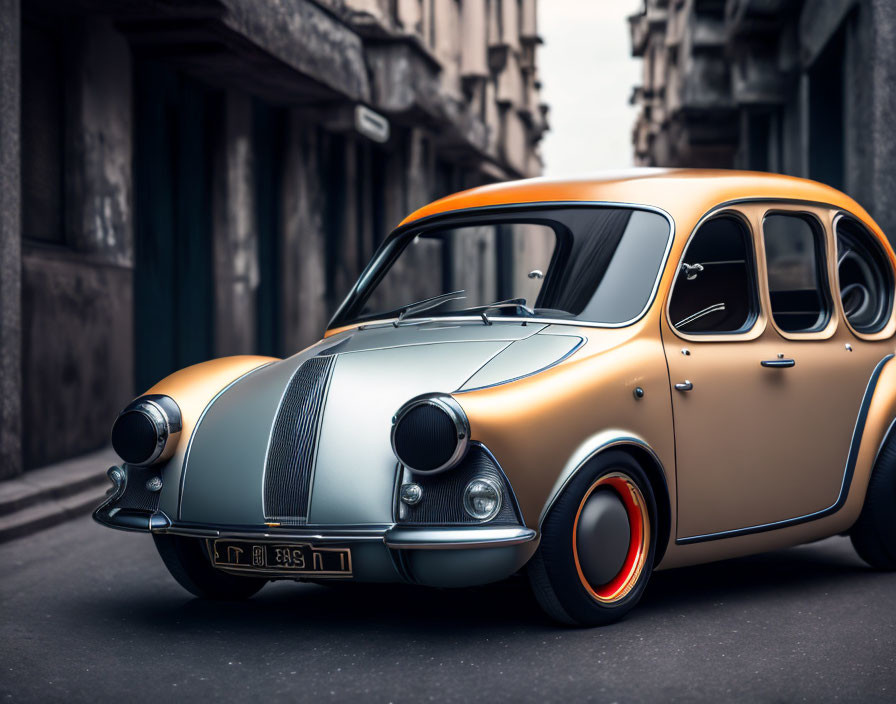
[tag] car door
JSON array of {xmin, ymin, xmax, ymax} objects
[{"xmin": 662, "ymin": 204, "xmax": 888, "ymax": 543}]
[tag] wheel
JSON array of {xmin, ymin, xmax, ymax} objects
[
  {"xmin": 153, "ymin": 534, "xmax": 268, "ymax": 600},
  {"xmin": 850, "ymin": 430, "xmax": 896, "ymax": 569},
  {"xmin": 528, "ymin": 450, "xmax": 657, "ymax": 626}
]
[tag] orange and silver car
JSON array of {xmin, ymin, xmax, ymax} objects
[{"xmin": 95, "ymin": 170, "xmax": 896, "ymax": 626}]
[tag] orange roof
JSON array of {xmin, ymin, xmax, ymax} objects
[{"xmin": 400, "ymin": 168, "xmax": 885, "ymax": 242}]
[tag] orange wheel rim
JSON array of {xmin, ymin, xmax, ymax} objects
[{"xmin": 572, "ymin": 472, "xmax": 650, "ymax": 604}]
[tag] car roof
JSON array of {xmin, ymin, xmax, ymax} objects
[{"xmin": 399, "ymin": 168, "xmax": 887, "ymax": 246}]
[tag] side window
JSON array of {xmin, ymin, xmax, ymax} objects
[
  {"xmin": 762, "ymin": 214, "xmax": 831, "ymax": 333},
  {"xmin": 669, "ymin": 216, "xmax": 758, "ymax": 334},
  {"xmin": 836, "ymin": 217, "xmax": 894, "ymax": 334}
]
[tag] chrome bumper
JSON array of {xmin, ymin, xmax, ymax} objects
[
  {"xmin": 94, "ymin": 464, "xmax": 539, "ymax": 587},
  {"xmin": 154, "ymin": 521, "xmax": 537, "ymax": 550},
  {"xmin": 383, "ymin": 525, "xmax": 536, "ymax": 549}
]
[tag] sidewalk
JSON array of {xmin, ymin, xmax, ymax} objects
[{"xmin": 0, "ymin": 447, "xmax": 117, "ymax": 543}]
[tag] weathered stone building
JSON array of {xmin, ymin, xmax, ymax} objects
[
  {"xmin": 628, "ymin": 0, "xmax": 896, "ymax": 239},
  {"xmin": 0, "ymin": 0, "xmax": 547, "ymax": 477}
]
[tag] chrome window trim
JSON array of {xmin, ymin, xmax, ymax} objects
[
  {"xmin": 665, "ymin": 208, "xmax": 763, "ymax": 342},
  {"xmin": 832, "ymin": 211, "xmax": 896, "ymax": 337},
  {"xmin": 760, "ymin": 208, "xmax": 835, "ymax": 337},
  {"xmin": 328, "ymin": 201, "xmax": 676, "ymax": 332}
]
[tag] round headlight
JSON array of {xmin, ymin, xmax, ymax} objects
[
  {"xmin": 391, "ymin": 394, "xmax": 470, "ymax": 474},
  {"xmin": 111, "ymin": 394, "xmax": 182, "ymax": 466},
  {"xmin": 463, "ymin": 478, "xmax": 502, "ymax": 521}
]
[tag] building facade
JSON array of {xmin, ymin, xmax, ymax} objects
[
  {"xmin": 628, "ymin": 0, "xmax": 896, "ymax": 240},
  {"xmin": 0, "ymin": 0, "xmax": 547, "ymax": 477}
]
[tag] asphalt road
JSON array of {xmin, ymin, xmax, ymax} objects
[{"xmin": 1, "ymin": 515, "xmax": 895, "ymax": 703}]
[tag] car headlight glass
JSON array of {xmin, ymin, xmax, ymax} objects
[
  {"xmin": 110, "ymin": 394, "xmax": 182, "ymax": 466},
  {"xmin": 463, "ymin": 477, "xmax": 502, "ymax": 521},
  {"xmin": 391, "ymin": 393, "xmax": 470, "ymax": 473}
]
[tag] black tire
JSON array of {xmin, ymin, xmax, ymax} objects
[
  {"xmin": 528, "ymin": 450, "xmax": 657, "ymax": 627},
  {"xmin": 153, "ymin": 534, "xmax": 268, "ymax": 600},
  {"xmin": 850, "ymin": 430, "xmax": 896, "ymax": 569}
]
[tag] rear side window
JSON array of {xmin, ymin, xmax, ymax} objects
[
  {"xmin": 669, "ymin": 216, "xmax": 757, "ymax": 334},
  {"xmin": 762, "ymin": 214, "xmax": 831, "ymax": 333},
  {"xmin": 836, "ymin": 217, "xmax": 894, "ymax": 333}
]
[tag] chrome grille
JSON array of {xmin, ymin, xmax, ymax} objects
[
  {"xmin": 263, "ymin": 355, "xmax": 335, "ymax": 524},
  {"xmin": 398, "ymin": 445, "xmax": 521, "ymax": 525},
  {"xmin": 116, "ymin": 465, "xmax": 162, "ymax": 513}
]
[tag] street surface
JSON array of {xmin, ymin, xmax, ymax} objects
[{"xmin": 1, "ymin": 515, "xmax": 894, "ymax": 702}]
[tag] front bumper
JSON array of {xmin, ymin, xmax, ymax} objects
[{"xmin": 94, "ymin": 465, "xmax": 539, "ymax": 587}]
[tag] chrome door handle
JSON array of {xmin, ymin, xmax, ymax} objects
[
  {"xmin": 674, "ymin": 380, "xmax": 693, "ymax": 392},
  {"xmin": 761, "ymin": 359, "xmax": 795, "ymax": 368}
]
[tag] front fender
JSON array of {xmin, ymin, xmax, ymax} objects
[
  {"xmin": 144, "ymin": 356, "xmax": 279, "ymax": 519},
  {"xmin": 452, "ymin": 327, "xmax": 676, "ymax": 531}
]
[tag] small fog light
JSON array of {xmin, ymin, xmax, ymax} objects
[
  {"xmin": 463, "ymin": 478, "xmax": 502, "ymax": 521},
  {"xmin": 400, "ymin": 483, "xmax": 423, "ymax": 506}
]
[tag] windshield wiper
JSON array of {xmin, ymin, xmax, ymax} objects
[
  {"xmin": 394, "ymin": 290, "xmax": 466, "ymax": 326},
  {"xmin": 456, "ymin": 298, "xmax": 536, "ymax": 326}
]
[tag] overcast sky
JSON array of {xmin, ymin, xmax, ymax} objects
[{"xmin": 537, "ymin": 0, "xmax": 644, "ymax": 177}]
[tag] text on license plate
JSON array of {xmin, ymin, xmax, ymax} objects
[{"xmin": 210, "ymin": 540, "xmax": 352, "ymax": 576}]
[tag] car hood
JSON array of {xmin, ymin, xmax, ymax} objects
[{"xmin": 177, "ymin": 321, "xmax": 582, "ymax": 527}]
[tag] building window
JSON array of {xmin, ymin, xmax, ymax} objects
[
  {"xmin": 21, "ymin": 20, "xmax": 66, "ymax": 244},
  {"xmin": 763, "ymin": 214, "xmax": 831, "ymax": 333}
]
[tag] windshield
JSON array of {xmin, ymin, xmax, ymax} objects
[{"xmin": 331, "ymin": 206, "xmax": 671, "ymax": 328}]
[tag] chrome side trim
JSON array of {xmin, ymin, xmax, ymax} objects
[
  {"xmin": 383, "ymin": 525, "xmax": 537, "ymax": 550},
  {"xmin": 328, "ymin": 201, "xmax": 676, "ymax": 332},
  {"xmin": 538, "ymin": 430, "xmax": 669, "ymax": 529},
  {"xmin": 456, "ymin": 335, "xmax": 587, "ymax": 393},
  {"xmin": 676, "ymin": 353, "xmax": 895, "ymax": 545}
]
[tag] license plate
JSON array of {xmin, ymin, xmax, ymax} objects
[{"xmin": 210, "ymin": 539, "xmax": 352, "ymax": 577}]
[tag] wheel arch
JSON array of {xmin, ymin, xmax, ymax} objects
[{"xmin": 538, "ymin": 431, "xmax": 672, "ymax": 566}]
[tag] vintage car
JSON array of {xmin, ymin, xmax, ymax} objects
[{"xmin": 95, "ymin": 169, "xmax": 896, "ymax": 626}]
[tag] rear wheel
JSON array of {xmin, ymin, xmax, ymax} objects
[
  {"xmin": 528, "ymin": 451, "xmax": 657, "ymax": 626},
  {"xmin": 850, "ymin": 431, "xmax": 896, "ymax": 569},
  {"xmin": 153, "ymin": 534, "xmax": 268, "ymax": 600}
]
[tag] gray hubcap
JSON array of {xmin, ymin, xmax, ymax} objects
[{"xmin": 575, "ymin": 488, "xmax": 631, "ymax": 587}]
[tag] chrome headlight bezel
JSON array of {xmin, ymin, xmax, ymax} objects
[
  {"xmin": 391, "ymin": 393, "xmax": 470, "ymax": 474},
  {"xmin": 111, "ymin": 394, "xmax": 182, "ymax": 466}
]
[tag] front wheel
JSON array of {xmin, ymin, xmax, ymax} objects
[
  {"xmin": 153, "ymin": 534, "xmax": 268, "ymax": 600},
  {"xmin": 528, "ymin": 451, "xmax": 657, "ymax": 626}
]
